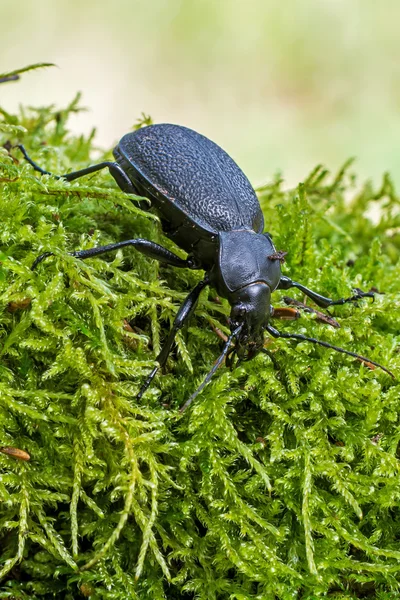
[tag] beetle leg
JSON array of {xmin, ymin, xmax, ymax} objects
[
  {"xmin": 107, "ymin": 164, "xmax": 140, "ymax": 195},
  {"xmin": 137, "ymin": 277, "xmax": 210, "ymax": 400},
  {"xmin": 32, "ymin": 239, "xmax": 202, "ymax": 270},
  {"xmin": 277, "ymin": 276, "xmax": 375, "ymax": 309},
  {"xmin": 16, "ymin": 145, "xmax": 138, "ymax": 193}
]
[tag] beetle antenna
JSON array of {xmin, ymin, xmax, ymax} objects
[
  {"xmin": 179, "ymin": 324, "xmax": 243, "ymax": 413},
  {"xmin": 265, "ymin": 325, "xmax": 394, "ymax": 378}
]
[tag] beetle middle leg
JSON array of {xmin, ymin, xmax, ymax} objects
[
  {"xmin": 137, "ymin": 277, "xmax": 210, "ymax": 400},
  {"xmin": 32, "ymin": 238, "xmax": 201, "ymax": 270},
  {"xmin": 277, "ymin": 276, "xmax": 374, "ymax": 309}
]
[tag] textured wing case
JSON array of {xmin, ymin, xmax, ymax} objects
[{"xmin": 116, "ymin": 124, "xmax": 264, "ymax": 234}]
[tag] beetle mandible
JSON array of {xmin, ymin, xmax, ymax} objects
[{"xmin": 17, "ymin": 124, "xmax": 393, "ymax": 410}]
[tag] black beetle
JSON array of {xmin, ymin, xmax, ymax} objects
[{"xmin": 17, "ymin": 124, "xmax": 393, "ymax": 410}]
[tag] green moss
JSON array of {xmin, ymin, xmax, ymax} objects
[{"xmin": 0, "ymin": 70, "xmax": 399, "ymax": 599}]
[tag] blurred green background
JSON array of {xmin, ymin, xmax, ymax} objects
[{"xmin": 2, "ymin": 0, "xmax": 400, "ymax": 187}]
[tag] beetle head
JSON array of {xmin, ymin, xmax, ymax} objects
[{"xmin": 229, "ymin": 282, "xmax": 270, "ymax": 363}]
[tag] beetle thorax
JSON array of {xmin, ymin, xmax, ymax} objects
[{"xmin": 213, "ymin": 230, "xmax": 281, "ymax": 299}]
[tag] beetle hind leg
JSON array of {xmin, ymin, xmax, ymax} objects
[{"xmin": 16, "ymin": 145, "xmax": 139, "ymax": 195}]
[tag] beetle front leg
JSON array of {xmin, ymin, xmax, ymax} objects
[
  {"xmin": 277, "ymin": 276, "xmax": 374, "ymax": 309},
  {"xmin": 137, "ymin": 278, "xmax": 210, "ymax": 400}
]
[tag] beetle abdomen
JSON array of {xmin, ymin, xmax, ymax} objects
[{"xmin": 115, "ymin": 124, "xmax": 264, "ymax": 234}]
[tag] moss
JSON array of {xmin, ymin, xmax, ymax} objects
[{"xmin": 0, "ymin": 67, "xmax": 399, "ymax": 599}]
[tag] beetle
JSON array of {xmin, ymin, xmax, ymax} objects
[{"xmin": 17, "ymin": 124, "xmax": 394, "ymax": 410}]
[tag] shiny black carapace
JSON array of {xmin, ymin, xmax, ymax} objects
[{"xmin": 18, "ymin": 124, "xmax": 393, "ymax": 410}]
